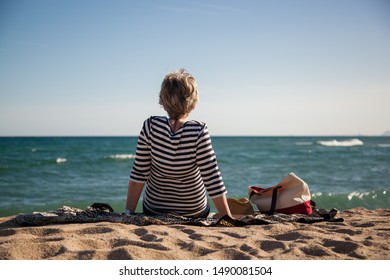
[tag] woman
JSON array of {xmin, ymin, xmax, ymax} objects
[{"xmin": 125, "ymin": 69, "xmax": 232, "ymax": 219}]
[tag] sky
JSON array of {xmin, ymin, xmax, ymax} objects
[{"xmin": 0, "ymin": 0, "xmax": 389, "ymax": 136}]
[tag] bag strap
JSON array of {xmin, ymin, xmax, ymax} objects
[
  {"xmin": 249, "ymin": 189, "xmax": 256, "ymax": 200},
  {"xmin": 269, "ymin": 186, "xmax": 282, "ymax": 215}
]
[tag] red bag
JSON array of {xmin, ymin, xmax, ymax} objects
[{"xmin": 248, "ymin": 172, "xmax": 313, "ymax": 215}]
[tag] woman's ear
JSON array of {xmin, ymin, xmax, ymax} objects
[{"xmin": 191, "ymin": 101, "xmax": 198, "ymax": 111}]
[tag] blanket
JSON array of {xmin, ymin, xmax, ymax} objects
[{"xmin": 12, "ymin": 203, "xmax": 343, "ymax": 227}]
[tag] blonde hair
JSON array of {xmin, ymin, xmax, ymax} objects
[{"xmin": 159, "ymin": 69, "xmax": 199, "ymax": 120}]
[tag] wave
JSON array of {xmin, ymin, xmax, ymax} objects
[
  {"xmin": 377, "ymin": 143, "xmax": 390, "ymax": 148},
  {"xmin": 311, "ymin": 189, "xmax": 389, "ymax": 210},
  {"xmin": 56, "ymin": 158, "xmax": 67, "ymax": 163},
  {"xmin": 295, "ymin": 142, "xmax": 313, "ymax": 146},
  {"xmin": 108, "ymin": 154, "xmax": 136, "ymax": 160},
  {"xmin": 317, "ymin": 138, "xmax": 363, "ymax": 147}
]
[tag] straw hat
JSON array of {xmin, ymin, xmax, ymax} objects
[{"xmin": 227, "ymin": 197, "xmax": 254, "ymax": 216}]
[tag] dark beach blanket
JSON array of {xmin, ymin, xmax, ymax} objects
[{"xmin": 11, "ymin": 203, "xmax": 343, "ymax": 227}]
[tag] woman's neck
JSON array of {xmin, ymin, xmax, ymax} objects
[{"xmin": 169, "ymin": 116, "xmax": 188, "ymax": 132}]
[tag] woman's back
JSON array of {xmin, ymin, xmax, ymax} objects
[{"xmin": 130, "ymin": 116, "xmax": 226, "ymax": 217}]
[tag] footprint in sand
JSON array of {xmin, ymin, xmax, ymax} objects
[
  {"xmin": 272, "ymin": 231, "xmax": 313, "ymax": 242},
  {"xmin": 77, "ymin": 250, "xmax": 96, "ymax": 260},
  {"xmin": 221, "ymin": 231, "xmax": 247, "ymax": 239},
  {"xmin": 333, "ymin": 228, "xmax": 363, "ymax": 235},
  {"xmin": 259, "ymin": 240, "xmax": 286, "ymax": 252},
  {"xmin": 323, "ymin": 239, "xmax": 360, "ymax": 256},
  {"xmin": 112, "ymin": 238, "xmax": 170, "ymax": 251},
  {"xmin": 37, "ymin": 236, "xmax": 65, "ymax": 242},
  {"xmin": 176, "ymin": 240, "xmax": 217, "ymax": 256},
  {"xmin": 133, "ymin": 228, "xmax": 148, "ymax": 236},
  {"xmin": 107, "ymin": 248, "xmax": 134, "ymax": 260},
  {"xmin": 38, "ymin": 244, "xmax": 68, "ymax": 259},
  {"xmin": 133, "ymin": 228, "xmax": 164, "ymax": 242},
  {"xmin": 0, "ymin": 229, "xmax": 17, "ymax": 237},
  {"xmin": 300, "ymin": 244, "xmax": 331, "ymax": 257},
  {"xmin": 350, "ymin": 222, "xmax": 376, "ymax": 228},
  {"xmin": 180, "ymin": 228, "xmax": 222, "ymax": 242},
  {"xmin": 27, "ymin": 227, "xmax": 63, "ymax": 236},
  {"xmin": 21, "ymin": 227, "xmax": 65, "ymax": 243},
  {"xmin": 77, "ymin": 226, "xmax": 114, "ymax": 235},
  {"xmin": 224, "ymin": 248, "xmax": 253, "ymax": 260},
  {"xmin": 240, "ymin": 244, "xmax": 259, "ymax": 257}
]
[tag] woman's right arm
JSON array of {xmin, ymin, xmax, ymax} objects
[
  {"xmin": 125, "ymin": 180, "xmax": 144, "ymax": 213},
  {"xmin": 126, "ymin": 118, "xmax": 152, "ymax": 213}
]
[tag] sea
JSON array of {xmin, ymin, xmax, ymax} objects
[{"xmin": 0, "ymin": 136, "xmax": 389, "ymax": 217}]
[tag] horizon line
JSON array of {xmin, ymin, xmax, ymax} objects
[{"xmin": 0, "ymin": 134, "xmax": 388, "ymax": 138}]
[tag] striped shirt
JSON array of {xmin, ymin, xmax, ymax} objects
[{"xmin": 130, "ymin": 116, "xmax": 227, "ymax": 217}]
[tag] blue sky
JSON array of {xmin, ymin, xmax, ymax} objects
[{"xmin": 1, "ymin": 0, "xmax": 389, "ymax": 136}]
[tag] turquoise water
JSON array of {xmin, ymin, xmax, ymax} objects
[{"xmin": 0, "ymin": 136, "xmax": 389, "ymax": 217}]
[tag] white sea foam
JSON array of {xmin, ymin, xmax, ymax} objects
[
  {"xmin": 377, "ymin": 143, "xmax": 390, "ymax": 148},
  {"xmin": 317, "ymin": 138, "xmax": 363, "ymax": 147},
  {"xmin": 347, "ymin": 191, "xmax": 370, "ymax": 200},
  {"xmin": 109, "ymin": 154, "xmax": 136, "ymax": 160},
  {"xmin": 295, "ymin": 142, "xmax": 313, "ymax": 146},
  {"xmin": 311, "ymin": 192, "xmax": 323, "ymax": 197},
  {"xmin": 56, "ymin": 158, "xmax": 67, "ymax": 163}
]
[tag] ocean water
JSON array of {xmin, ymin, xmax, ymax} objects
[{"xmin": 0, "ymin": 136, "xmax": 389, "ymax": 217}]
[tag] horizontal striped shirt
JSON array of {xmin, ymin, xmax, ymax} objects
[{"xmin": 130, "ymin": 116, "xmax": 227, "ymax": 217}]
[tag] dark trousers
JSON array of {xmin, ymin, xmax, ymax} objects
[{"xmin": 143, "ymin": 200, "xmax": 210, "ymax": 218}]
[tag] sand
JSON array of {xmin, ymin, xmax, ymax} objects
[{"xmin": 0, "ymin": 207, "xmax": 389, "ymax": 260}]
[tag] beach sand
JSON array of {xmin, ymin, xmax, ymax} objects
[{"xmin": 0, "ymin": 207, "xmax": 389, "ymax": 260}]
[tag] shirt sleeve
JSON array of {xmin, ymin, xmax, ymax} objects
[
  {"xmin": 196, "ymin": 124, "xmax": 227, "ymax": 198},
  {"xmin": 130, "ymin": 117, "xmax": 152, "ymax": 183}
]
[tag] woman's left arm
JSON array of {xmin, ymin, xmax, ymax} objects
[{"xmin": 212, "ymin": 194, "xmax": 232, "ymax": 218}]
